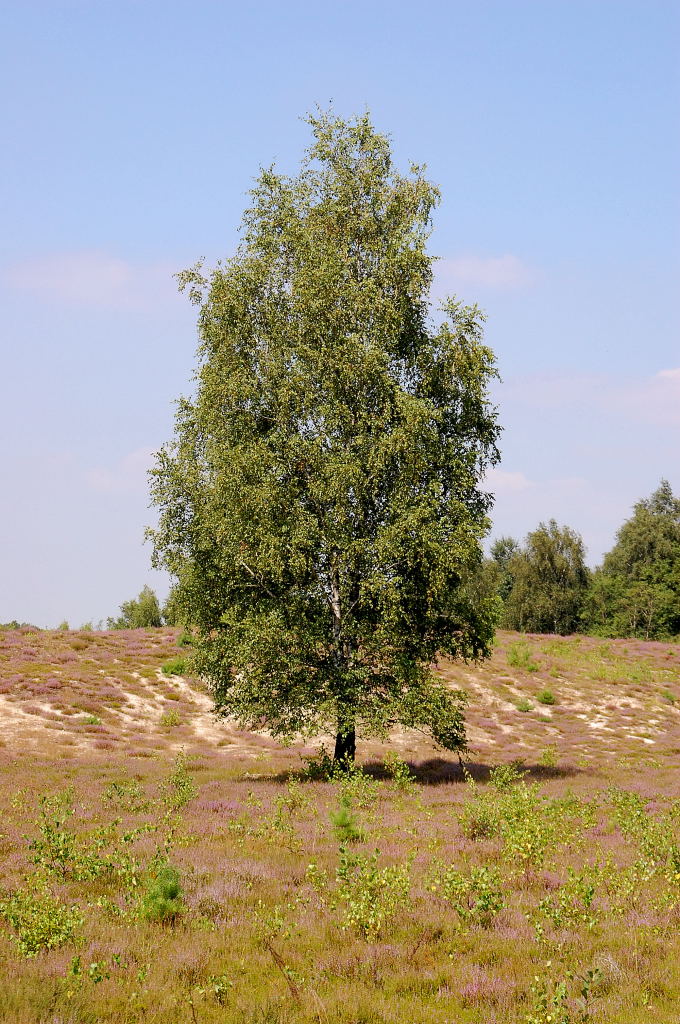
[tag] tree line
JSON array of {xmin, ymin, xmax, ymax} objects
[
  {"xmin": 112, "ymin": 479, "xmax": 680, "ymax": 643},
  {"xmin": 485, "ymin": 479, "xmax": 680, "ymax": 640}
]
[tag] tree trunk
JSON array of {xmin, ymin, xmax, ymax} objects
[{"xmin": 334, "ymin": 727, "xmax": 356, "ymax": 763}]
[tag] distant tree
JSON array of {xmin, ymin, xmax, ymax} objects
[
  {"xmin": 503, "ymin": 520, "xmax": 589, "ymax": 635},
  {"xmin": 489, "ymin": 535, "xmax": 521, "ymax": 601},
  {"xmin": 149, "ymin": 111, "xmax": 501, "ymax": 762},
  {"xmin": 161, "ymin": 586, "xmax": 183, "ymax": 626},
  {"xmin": 108, "ymin": 585, "xmax": 162, "ymax": 629},
  {"xmin": 584, "ymin": 481, "xmax": 680, "ymax": 639}
]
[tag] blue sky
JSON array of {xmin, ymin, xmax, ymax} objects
[{"xmin": 1, "ymin": 0, "xmax": 678, "ymax": 627}]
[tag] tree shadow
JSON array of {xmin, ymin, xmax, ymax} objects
[
  {"xmin": 257, "ymin": 756, "xmax": 582, "ymax": 787},
  {"xmin": 361, "ymin": 757, "xmax": 582, "ymax": 785}
]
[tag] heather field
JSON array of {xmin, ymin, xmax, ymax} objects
[{"xmin": 1, "ymin": 628, "xmax": 680, "ymax": 1023}]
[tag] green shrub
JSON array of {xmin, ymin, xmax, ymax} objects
[
  {"xmin": 536, "ymin": 689, "xmax": 557, "ymax": 705},
  {"xmin": 0, "ymin": 879, "xmax": 82, "ymax": 956},
  {"xmin": 428, "ymin": 863, "xmax": 504, "ymax": 928},
  {"xmin": 139, "ymin": 865, "xmax": 183, "ymax": 924},
  {"xmin": 103, "ymin": 778, "xmax": 150, "ymax": 813},
  {"xmin": 539, "ymin": 745, "xmax": 558, "ymax": 769},
  {"xmin": 330, "ymin": 795, "xmax": 363, "ymax": 843},
  {"xmin": 160, "ymin": 751, "xmax": 197, "ymax": 811},
  {"xmin": 489, "ymin": 762, "xmax": 527, "ymax": 791},
  {"xmin": 507, "ymin": 641, "xmax": 539, "ymax": 672},
  {"xmin": 383, "ymin": 751, "xmax": 416, "ymax": 791},
  {"xmin": 160, "ymin": 710, "xmax": 182, "ymax": 728},
  {"xmin": 533, "ymin": 868, "xmax": 599, "ymax": 933},
  {"xmin": 162, "ymin": 657, "xmax": 187, "ymax": 676},
  {"xmin": 516, "ymin": 698, "xmax": 533, "ymax": 712},
  {"xmin": 336, "ymin": 847, "xmax": 411, "ymax": 939},
  {"xmin": 108, "ymin": 585, "xmax": 162, "ymax": 629},
  {"xmin": 300, "ymin": 745, "xmax": 336, "ymax": 781}
]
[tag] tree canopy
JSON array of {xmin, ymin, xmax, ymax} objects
[
  {"xmin": 585, "ymin": 481, "xmax": 680, "ymax": 639},
  {"xmin": 108, "ymin": 585, "xmax": 162, "ymax": 630},
  {"xmin": 499, "ymin": 521, "xmax": 589, "ymax": 635},
  {"xmin": 149, "ymin": 111, "xmax": 501, "ymax": 759}
]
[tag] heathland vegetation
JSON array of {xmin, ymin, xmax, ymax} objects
[{"xmin": 0, "ymin": 626, "xmax": 679, "ymax": 1022}]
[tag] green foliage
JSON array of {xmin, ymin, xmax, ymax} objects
[
  {"xmin": 427, "ymin": 862, "xmax": 504, "ymax": 927},
  {"xmin": 139, "ymin": 864, "xmax": 183, "ymax": 924},
  {"xmin": 329, "ymin": 794, "xmax": 363, "ymax": 843},
  {"xmin": 108, "ymin": 585, "xmax": 162, "ymax": 629},
  {"xmin": 160, "ymin": 710, "xmax": 182, "ymax": 728},
  {"xmin": 460, "ymin": 772, "xmax": 564, "ymax": 870},
  {"xmin": 27, "ymin": 790, "xmax": 100, "ymax": 881},
  {"xmin": 525, "ymin": 966, "xmax": 603, "ymax": 1024},
  {"xmin": 489, "ymin": 761, "xmax": 527, "ymax": 791},
  {"xmin": 0, "ymin": 878, "xmax": 82, "ymax": 956},
  {"xmin": 585, "ymin": 481, "xmax": 680, "ymax": 639},
  {"xmin": 299, "ymin": 745, "xmax": 337, "ymax": 781},
  {"xmin": 507, "ymin": 641, "xmax": 539, "ymax": 672},
  {"xmin": 161, "ymin": 656, "xmax": 186, "ymax": 676},
  {"xmin": 149, "ymin": 110, "xmax": 501, "ymax": 759},
  {"xmin": 103, "ymin": 778, "xmax": 150, "ymax": 813},
  {"xmin": 536, "ymin": 688, "xmax": 557, "ymax": 705},
  {"xmin": 160, "ymin": 751, "xmax": 197, "ymax": 811},
  {"xmin": 161, "ymin": 585, "xmax": 183, "ymax": 626},
  {"xmin": 502, "ymin": 521, "xmax": 590, "ymax": 635},
  {"xmin": 516, "ymin": 698, "xmax": 533, "ymax": 712},
  {"xmin": 488, "ymin": 535, "xmax": 521, "ymax": 601},
  {"xmin": 539, "ymin": 745, "xmax": 558, "ymax": 769},
  {"xmin": 532, "ymin": 868, "xmax": 600, "ymax": 934},
  {"xmin": 336, "ymin": 847, "xmax": 411, "ymax": 939},
  {"xmin": 383, "ymin": 751, "xmax": 416, "ymax": 791},
  {"xmin": 525, "ymin": 972, "xmax": 571, "ymax": 1024}
]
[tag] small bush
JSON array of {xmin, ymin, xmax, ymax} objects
[
  {"xmin": 383, "ymin": 751, "xmax": 416, "ymax": 791},
  {"xmin": 516, "ymin": 698, "xmax": 533, "ymax": 713},
  {"xmin": 139, "ymin": 865, "xmax": 183, "ymax": 924},
  {"xmin": 103, "ymin": 778, "xmax": 150, "ymax": 813},
  {"xmin": 536, "ymin": 689, "xmax": 557, "ymax": 706},
  {"xmin": 160, "ymin": 751, "xmax": 197, "ymax": 811},
  {"xmin": 336, "ymin": 847, "xmax": 411, "ymax": 939},
  {"xmin": 162, "ymin": 657, "xmax": 187, "ymax": 677},
  {"xmin": 160, "ymin": 710, "xmax": 182, "ymax": 728},
  {"xmin": 330, "ymin": 795, "xmax": 363, "ymax": 843},
  {"xmin": 300, "ymin": 745, "xmax": 336, "ymax": 781},
  {"xmin": 507, "ymin": 641, "xmax": 539, "ymax": 673},
  {"xmin": 0, "ymin": 879, "xmax": 82, "ymax": 956},
  {"xmin": 539, "ymin": 745, "xmax": 558, "ymax": 769},
  {"xmin": 489, "ymin": 762, "xmax": 527, "ymax": 791},
  {"xmin": 428, "ymin": 863, "xmax": 504, "ymax": 928}
]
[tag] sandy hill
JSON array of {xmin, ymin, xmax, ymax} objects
[{"xmin": 0, "ymin": 627, "xmax": 678, "ymax": 770}]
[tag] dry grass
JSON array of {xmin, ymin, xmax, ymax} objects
[{"xmin": 0, "ymin": 627, "xmax": 679, "ymax": 1022}]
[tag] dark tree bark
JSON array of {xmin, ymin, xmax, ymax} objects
[{"xmin": 334, "ymin": 727, "xmax": 356, "ymax": 763}]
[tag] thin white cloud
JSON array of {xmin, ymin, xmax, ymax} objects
[
  {"xmin": 656, "ymin": 367, "xmax": 680, "ymax": 382},
  {"xmin": 87, "ymin": 447, "xmax": 156, "ymax": 495},
  {"xmin": 2, "ymin": 251, "xmax": 181, "ymax": 310},
  {"xmin": 501, "ymin": 368, "xmax": 680, "ymax": 428},
  {"xmin": 435, "ymin": 253, "xmax": 535, "ymax": 293},
  {"xmin": 484, "ymin": 467, "xmax": 533, "ymax": 494}
]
